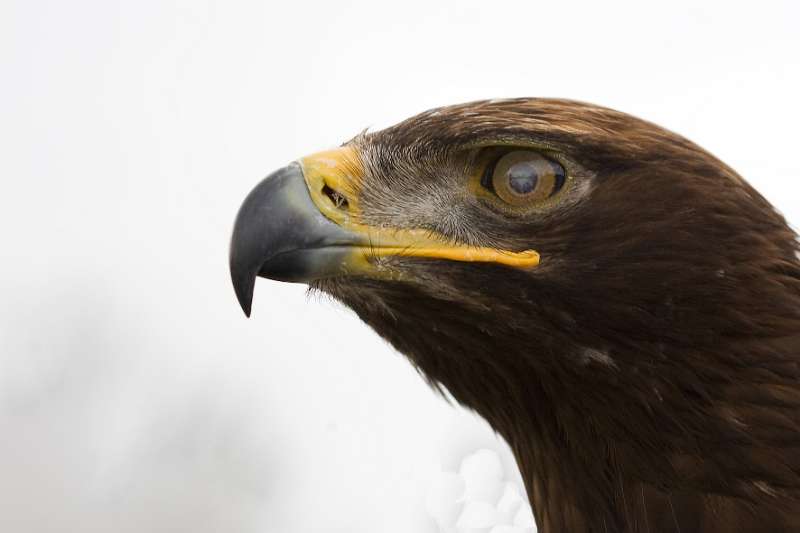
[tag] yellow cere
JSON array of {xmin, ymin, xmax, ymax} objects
[
  {"xmin": 300, "ymin": 147, "xmax": 363, "ymax": 224},
  {"xmin": 299, "ymin": 147, "xmax": 541, "ymax": 270}
]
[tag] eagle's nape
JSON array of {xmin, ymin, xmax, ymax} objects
[{"xmin": 230, "ymin": 98, "xmax": 800, "ymax": 533}]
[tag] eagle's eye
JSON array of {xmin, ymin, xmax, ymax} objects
[{"xmin": 481, "ymin": 150, "xmax": 566, "ymax": 207}]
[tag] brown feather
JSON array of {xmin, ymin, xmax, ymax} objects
[{"xmin": 313, "ymin": 98, "xmax": 800, "ymax": 532}]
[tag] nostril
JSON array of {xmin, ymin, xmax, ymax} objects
[{"xmin": 322, "ymin": 183, "xmax": 350, "ymax": 211}]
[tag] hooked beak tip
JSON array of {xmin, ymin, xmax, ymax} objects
[
  {"xmin": 233, "ymin": 274, "xmax": 254, "ymax": 318},
  {"xmin": 229, "ymin": 209, "xmax": 257, "ymax": 318}
]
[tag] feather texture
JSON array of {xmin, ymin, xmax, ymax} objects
[{"xmin": 312, "ymin": 99, "xmax": 800, "ymax": 532}]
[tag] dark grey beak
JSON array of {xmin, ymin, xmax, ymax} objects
[{"xmin": 229, "ymin": 163, "xmax": 364, "ymax": 317}]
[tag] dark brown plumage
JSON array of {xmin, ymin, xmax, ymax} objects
[{"xmin": 231, "ymin": 98, "xmax": 800, "ymax": 532}]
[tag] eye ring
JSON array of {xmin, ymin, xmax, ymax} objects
[{"xmin": 484, "ymin": 150, "xmax": 566, "ymax": 206}]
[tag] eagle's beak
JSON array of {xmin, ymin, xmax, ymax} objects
[
  {"xmin": 229, "ymin": 162, "xmax": 368, "ymax": 316},
  {"xmin": 230, "ymin": 148, "xmax": 540, "ymax": 317}
]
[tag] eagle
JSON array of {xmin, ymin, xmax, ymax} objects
[{"xmin": 229, "ymin": 99, "xmax": 800, "ymax": 532}]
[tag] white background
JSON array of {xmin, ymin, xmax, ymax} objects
[{"xmin": 2, "ymin": 1, "xmax": 799, "ymax": 531}]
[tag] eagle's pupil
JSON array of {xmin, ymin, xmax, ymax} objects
[{"xmin": 507, "ymin": 162, "xmax": 539, "ymax": 195}]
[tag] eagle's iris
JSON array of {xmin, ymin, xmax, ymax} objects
[{"xmin": 489, "ymin": 150, "xmax": 567, "ymax": 206}]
